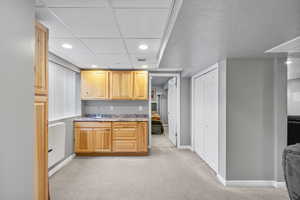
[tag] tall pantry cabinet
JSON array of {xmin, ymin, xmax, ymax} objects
[{"xmin": 34, "ymin": 22, "xmax": 49, "ymax": 200}]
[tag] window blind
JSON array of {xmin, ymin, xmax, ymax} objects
[{"xmin": 49, "ymin": 61, "xmax": 81, "ymax": 121}]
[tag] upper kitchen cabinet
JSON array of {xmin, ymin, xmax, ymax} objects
[
  {"xmin": 110, "ymin": 71, "xmax": 133, "ymax": 100},
  {"xmin": 81, "ymin": 71, "xmax": 109, "ymax": 100},
  {"xmin": 133, "ymin": 71, "xmax": 148, "ymax": 100},
  {"xmin": 34, "ymin": 22, "xmax": 48, "ymax": 96}
]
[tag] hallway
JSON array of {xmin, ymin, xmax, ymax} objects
[{"xmin": 49, "ymin": 134, "xmax": 288, "ymax": 200}]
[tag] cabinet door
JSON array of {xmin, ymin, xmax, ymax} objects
[
  {"xmin": 94, "ymin": 128, "xmax": 112, "ymax": 152},
  {"xmin": 133, "ymin": 71, "xmax": 148, "ymax": 100},
  {"xmin": 34, "ymin": 96, "xmax": 48, "ymax": 200},
  {"xmin": 81, "ymin": 71, "xmax": 109, "ymax": 100},
  {"xmin": 137, "ymin": 122, "xmax": 148, "ymax": 152},
  {"xmin": 110, "ymin": 71, "xmax": 133, "ymax": 99},
  {"xmin": 75, "ymin": 128, "xmax": 94, "ymax": 153},
  {"xmin": 35, "ymin": 23, "xmax": 48, "ymax": 96}
]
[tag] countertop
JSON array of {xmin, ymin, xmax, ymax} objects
[{"xmin": 74, "ymin": 114, "xmax": 149, "ymax": 122}]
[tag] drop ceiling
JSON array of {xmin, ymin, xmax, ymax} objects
[
  {"xmin": 159, "ymin": 0, "xmax": 300, "ymax": 76},
  {"xmin": 35, "ymin": 0, "xmax": 174, "ymax": 69}
]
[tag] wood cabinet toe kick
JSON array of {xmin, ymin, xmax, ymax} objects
[{"xmin": 74, "ymin": 121, "xmax": 148, "ymax": 156}]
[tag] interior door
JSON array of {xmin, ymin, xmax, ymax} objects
[
  {"xmin": 204, "ymin": 69, "xmax": 219, "ymax": 172},
  {"xmin": 168, "ymin": 77, "xmax": 177, "ymax": 146},
  {"xmin": 194, "ymin": 77, "xmax": 205, "ymax": 158},
  {"xmin": 193, "ymin": 69, "xmax": 219, "ymax": 173}
]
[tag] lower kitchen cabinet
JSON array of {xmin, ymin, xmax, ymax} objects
[
  {"xmin": 75, "ymin": 128, "xmax": 94, "ymax": 153},
  {"xmin": 94, "ymin": 128, "xmax": 111, "ymax": 152},
  {"xmin": 74, "ymin": 121, "xmax": 148, "ymax": 155}
]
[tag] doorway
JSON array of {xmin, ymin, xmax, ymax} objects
[{"xmin": 148, "ymin": 73, "xmax": 181, "ymax": 149}]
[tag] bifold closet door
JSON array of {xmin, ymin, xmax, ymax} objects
[
  {"xmin": 203, "ymin": 69, "xmax": 218, "ymax": 172},
  {"xmin": 194, "ymin": 69, "xmax": 218, "ymax": 173}
]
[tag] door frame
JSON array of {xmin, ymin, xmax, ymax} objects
[{"xmin": 148, "ymin": 73, "xmax": 181, "ymax": 148}]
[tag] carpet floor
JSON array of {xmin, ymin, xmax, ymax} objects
[{"xmin": 50, "ymin": 135, "xmax": 288, "ymax": 200}]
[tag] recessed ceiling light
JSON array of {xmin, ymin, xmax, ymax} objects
[
  {"xmin": 286, "ymin": 60, "xmax": 293, "ymax": 65},
  {"xmin": 91, "ymin": 65, "xmax": 97, "ymax": 68},
  {"xmin": 139, "ymin": 44, "xmax": 149, "ymax": 50},
  {"xmin": 62, "ymin": 43, "xmax": 72, "ymax": 49},
  {"xmin": 141, "ymin": 65, "xmax": 148, "ymax": 69}
]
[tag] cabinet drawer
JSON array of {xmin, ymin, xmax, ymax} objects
[
  {"xmin": 75, "ymin": 122, "xmax": 111, "ymax": 128},
  {"xmin": 112, "ymin": 140, "xmax": 137, "ymax": 152},
  {"xmin": 113, "ymin": 127, "xmax": 137, "ymax": 140},
  {"xmin": 112, "ymin": 122, "xmax": 138, "ymax": 127}
]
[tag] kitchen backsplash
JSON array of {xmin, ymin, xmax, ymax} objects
[{"xmin": 82, "ymin": 100, "xmax": 148, "ymax": 115}]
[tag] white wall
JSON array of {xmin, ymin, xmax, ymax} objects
[
  {"xmin": 288, "ymin": 78, "xmax": 300, "ymax": 115},
  {"xmin": 0, "ymin": 1, "xmax": 35, "ymax": 199},
  {"xmin": 226, "ymin": 58, "xmax": 276, "ymax": 181}
]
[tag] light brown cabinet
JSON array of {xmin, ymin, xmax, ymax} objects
[
  {"xmin": 34, "ymin": 22, "xmax": 49, "ymax": 200},
  {"xmin": 81, "ymin": 71, "xmax": 109, "ymax": 100},
  {"xmin": 34, "ymin": 95, "xmax": 48, "ymax": 200},
  {"xmin": 133, "ymin": 71, "xmax": 148, "ymax": 100},
  {"xmin": 75, "ymin": 122, "xmax": 112, "ymax": 153},
  {"xmin": 94, "ymin": 128, "xmax": 111, "ymax": 152},
  {"xmin": 35, "ymin": 23, "xmax": 48, "ymax": 96},
  {"xmin": 80, "ymin": 70, "xmax": 148, "ymax": 100},
  {"xmin": 110, "ymin": 71, "xmax": 133, "ymax": 100},
  {"xmin": 74, "ymin": 121, "xmax": 148, "ymax": 155},
  {"xmin": 75, "ymin": 128, "xmax": 94, "ymax": 152}
]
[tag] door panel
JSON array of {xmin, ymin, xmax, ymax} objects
[
  {"xmin": 35, "ymin": 23, "xmax": 48, "ymax": 95},
  {"xmin": 133, "ymin": 71, "xmax": 148, "ymax": 100},
  {"xmin": 110, "ymin": 71, "xmax": 133, "ymax": 99},
  {"xmin": 168, "ymin": 78, "xmax": 177, "ymax": 146},
  {"xmin": 81, "ymin": 71, "xmax": 109, "ymax": 100},
  {"xmin": 34, "ymin": 96, "xmax": 48, "ymax": 200},
  {"xmin": 94, "ymin": 128, "xmax": 112, "ymax": 152},
  {"xmin": 193, "ymin": 69, "xmax": 218, "ymax": 173},
  {"xmin": 75, "ymin": 128, "xmax": 94, "ymax": 152},
  {"xmin": 137, "ymin": 122, "xmax": 148, "ymax": 152}
]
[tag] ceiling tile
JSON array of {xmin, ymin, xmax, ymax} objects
[
  {"xmin": 43, "ymin": 0, "xmax": 109, "ymax": 7},
  {"xmin": 111, "ymin": 0, "xmax": 172, "ymax": 8},
  {"xmin": 125, "ymin": 39, "xmax": 160, "ymax": 54},
  {"xmin": 93, "ymin": 54, "xmax": 131, "ymax": 66},
  {"xmin": 49, "ymin": 38, "xmax": 90, "ymax": 54},
  {"xmin": 130, "ymin": 54, "xmax": 157, "ymax": 66},
  {"xmin": 115, "ymin": 9, "xmax": 169, "ymax": 38},
  {"xmin": 36, "ymin": 8, "xmax": 72, "ymax": 38},
  {"xmin": 81, "ymin": 39, "xmax": 126, "ymax": 54},
  {"xmin": 51, "ymin": 7, "xmax": 120, "ymax": 37}
]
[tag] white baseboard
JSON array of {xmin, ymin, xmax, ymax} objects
[
  {"xmin": 273, "ymin": 181, "xmax": 286, "ymax": 189},
  {"xmin": 217, "ymin": 174, "xmax": 226, "ymax": 186},
  {"xmin": 216, "ymin": 174, "xmax": 286, "ymax": 189},
  {"xmin": 178, "ymin": 145, "xmax": 192, "ymax": 150},
  {"xmin": 48, "ymin": 154, "xmax": 75, "ymax": 177}
]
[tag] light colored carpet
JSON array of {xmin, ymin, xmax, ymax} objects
[{"xmin": 50, "ymin": 135, "xmax": 288, "ymax": 200}]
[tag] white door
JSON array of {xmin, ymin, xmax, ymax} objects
[
  {"xmin": 203, "ymin": 70, "xmax": 218, "ymax": 172},
  {"xmin": 194, "ymin": 77, "xmax": 205, "ymax": 158},
  {"xmin": 193, "ymin": 69, "xmax": 218, "ymax": 172},
  {"xmin": 168, "ymin": 78, "xmax": 177, "ymax": 146}
]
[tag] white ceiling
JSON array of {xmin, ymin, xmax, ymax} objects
[
  {"xmin": 152, "ymin": 77, "xmax": 170, "ymax": 87},
  {"xmin": 159, "ymin": 0, "xmax": 300, "ymax": 76},
  {"xmin": 36, "ymin": 0, "xmax": 173, "ymax": 69}
]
